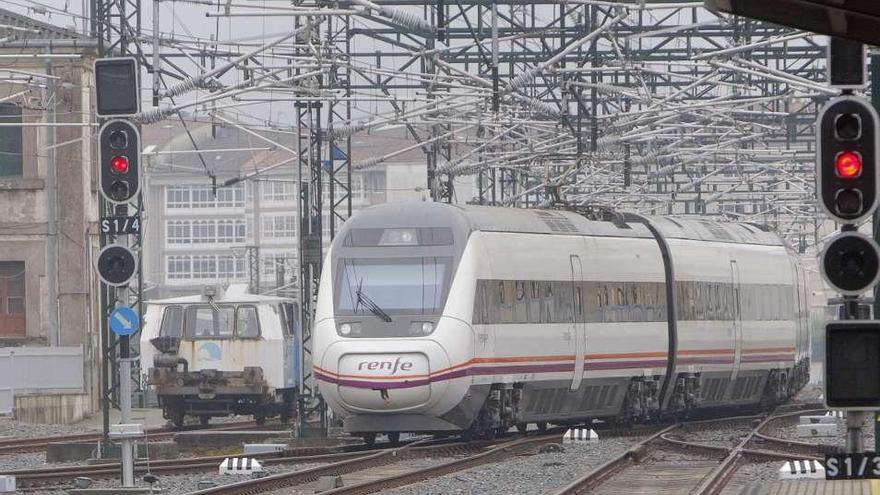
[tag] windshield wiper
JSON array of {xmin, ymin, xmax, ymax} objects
[{"xmin": 356, "ymin": 286, "xmax": 392, "ymax": 322}]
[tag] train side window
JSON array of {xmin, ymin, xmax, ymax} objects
[
  {"xmin": 160, "ymin": 306, "xmax": 183, "ymax": 337},
  {"xmin": 185, "ymin": 305, "xmax": 234, "ymax": 339},
  {"xmin": 515, "ymin": 281, "xmax": 528, "ymax": 323},
  {"xmin": 480, "ymin": 284, "xmax": 490, "ymax": 324},
  {"xmin": 542, "ymin": 282, "xmax": 554, "ymax": 323},
  {"xmin": 528, "ymin": 281, "xmax": 540, "ymax": 324},
  {"xmin": 575, "ymin": 286, "xmax": 583, "ymax": 317},
  {"xmin": 498, "ymin": 281, "xmax": 505, "ymax": 305},
  {"xmin": 236, "ymin": 306, "xmax": 261, "ymax": 338}
]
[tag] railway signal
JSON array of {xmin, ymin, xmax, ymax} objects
[
  {"xmin": 96, "ymin": 244, "xmax": 137, "ymax": 287},
  {"xmin": 816, "ymin": 95, "xmax": 880, "ymax": 224},
  {"xmin": 820, "ymin": 231, "xmax": 880, "ymax": 296},
  {"xmin": 825, "ymin": 321, "xmax": 880, "ymax": 410},
  {"xmin": 94, "ymin": 57, "xmax": 139, "ymax": 117},
  {"xmin": 99, "ymin": 119, "xmax": 140, "ymax": 204},
  {"xmin": 94, "ymin": 55, "xmax": 143, "ymax": 492}
]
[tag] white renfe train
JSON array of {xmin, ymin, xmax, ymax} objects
[
  {"xmin": 140, "ymin": 285, "xmax": 300, "ymax": 426},
  {"xmin": 312, "ymin": 203, "xmax": 811, "ymax": 443}
]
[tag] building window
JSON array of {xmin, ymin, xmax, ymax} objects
[
  {"xmin": 217, "ymin": 220, "xmax": 236, "ymax": 243},
  {"xmin": 216, "ymin": 184, "xmax": 244, "ymax": 207},
  {"xmin": 166, "ymin": 220, "xmax": 191, "ymax": 245},
  {"xmin": 192, "ymin": 255, "xmax": 216, "ymax": 279},
  {"xmin": 167, "ymin": 256, "xmax": 191, "ymax": 279},
  {"xmin": 235, "ymin": 220, "xmax": 246, "ymax": 243},
  {"xmin": 365, "ymin": 170, "xmax": 386, "ymax": 193},
  {"xmin": 0, "ymin": 261, "xmax": 25, "ymax": 337},
  {"xmin": 166, "ymin": 186, "xmax": 190, "ymax": 209},
  {"xmin": 0, "ymin": 104, "xmax": 22, "ymax": 177},
  {"xmin": 217, "ymin": 256, "xmax": 246, "ymax": 279},
  {"xmin": 192, "ymin": 220, "xmax": 216, "ymax": 244},
  {"xmin": 263, "ymin": 215, "xmax": 296, "ymax": 239},
  {"xmin": 191, "ymin": 186, "xmax": 214, "ymax": 208},
  {"xmin": 261, "ymin": 254, "xmax": 289, "ymax": 278},
  {"xmin": 262, "ymin": 181, "xmax": 296, "ymax": 202}
]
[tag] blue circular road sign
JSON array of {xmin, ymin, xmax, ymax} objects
[{"xmin": 109, "ymin": 306, "xmax": 139, "ymax": 336}]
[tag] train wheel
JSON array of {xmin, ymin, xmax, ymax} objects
[
  {"xmin": 536, "ymin": 422, "xmax": 548, "ymax": 433},
  {"xmin": 254, "ymin": 413, "xmax": 266, "ymax": 426},
  {"xmin": 170, "ymin": 408, "xmax": 185, "ymax": 428},
  {"xmin": 516, "ymin": 423, "xmax": 527, "ymax": 434},
  {"xmin": 387, "ymin": 432, "xmax": 400, "ymax": 445},
  {"xmin": 199, "ymin": 415, "xmax": 210, "ymax": 426},
  {"xmin": 280, "ymin": 408, "xmax": 292, "ymax": 424},
  {"xmin": 362, "ymin": 433, "xmax": 376, "ymax": 446}
]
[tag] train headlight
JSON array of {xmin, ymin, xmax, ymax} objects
[
  {"xmin": 337, "ymin": 322, "xmax": 361, "ymax": 336},
  {"xmin": 409, "ymin": 321, "xmax": 435, "ymax": 335}
]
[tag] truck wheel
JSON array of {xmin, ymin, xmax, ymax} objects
[
  {"xmin": 387, "ymin": 432, "xmax": 400, "ymax": 445},
  {"xmin": 362, "ymin": 433, "xmax": 376, "ymax": 446},
  {"xmin": 170, "ymin": 408, "xmax": 185, "ymax": 428}
]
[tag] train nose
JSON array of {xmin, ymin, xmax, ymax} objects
[
  {"xmin": 317, "ymin": 339, "xmax": 451, "ymax": 413},
  {"xmin": 337, "ymin": 353, "xmax": 431, "ymax": 411}
]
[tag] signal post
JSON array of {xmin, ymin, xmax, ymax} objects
[
  {"xmin": 815, "ymin": 39, "xmax": 880, "ymax": 474},
  {"xmin": 94, "ymin": 57, "xmax": 143, "ymax": 489}
]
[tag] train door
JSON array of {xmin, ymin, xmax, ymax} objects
[
  {"xmin": 793, "ymin": 265, "xmax": 805, "ymax": 362},
  {"xmin": 570, "ymin": 254, "xmax": 585, "ymax": 391},
  {"xmin": 730, "ymin": 260, "xmax": 743, "ymax": 381}
]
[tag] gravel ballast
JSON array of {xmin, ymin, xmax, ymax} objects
[{"xmin": 384, "ymin": 435, "xmax": 648, "ymax": 495}]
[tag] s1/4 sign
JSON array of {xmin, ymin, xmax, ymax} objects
[
  {"xmin": 101, "ymin": 215, "xmax": 140, "ymax": 235},
  {"xmin": 826, "ymin": 453, "xmax": 880, "ymax": 480}
]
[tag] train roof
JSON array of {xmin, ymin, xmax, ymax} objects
[
  {"xmin": 343, "ymin": 202, "xmax": 785, "ymax": 247},
  {"xmin": 145, "ymin": 284, "xmax": 294, "ymax": 305}
]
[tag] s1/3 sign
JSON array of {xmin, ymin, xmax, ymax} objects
[{"xmin": 826, "ymin": 453, "xmax": 880, "ymax": 480}]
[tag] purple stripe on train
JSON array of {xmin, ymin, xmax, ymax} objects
[{"xmin": 315, "ymin": 354, "xmax": 793, "ymax": 390}]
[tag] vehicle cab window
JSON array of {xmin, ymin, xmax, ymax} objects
[
  {"xmin": 185, "ymin": 305, "xmax": 234, "ymax": 339},
  {"xmin": 160, "ymin": 306, "xmax": 183, "ymax": 337},
  {"xmin": 236, "ymin": 306, "xmax": 260, "ymax": 338}
]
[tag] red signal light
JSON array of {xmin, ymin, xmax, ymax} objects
[
  {"xmin": 836, "ymin": 151, "xmax": 862, "ymax": 179},
  {"xmin": 109, "ymin": 156, "xmax": 129, "ymax": 174}
]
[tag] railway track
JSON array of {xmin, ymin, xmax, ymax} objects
[
  {"xmin": 183, "ymin": 431, "xmax": 568, "ymax": 495},
  {"xmin": 8, "ymin": 448, "xmax": 370, "ymax": 489},
  {"xmin": 7, "ymin": 403, "xmax": 832, "ymax": 493},
  {"xmin": 5, "ymin": 434, "xmax": 447, "ymax": 490},
  {"xmin": 0, "ymin": 420, "xmax": 262, "ymax": 455},
  {"xmin": 552, "ymin": 408, "xmax": 829, "ymax": 495}
]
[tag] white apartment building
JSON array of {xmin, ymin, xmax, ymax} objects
[{"xmin": 141, "ymin": 122, "xmax": 447, "ymax": 299}]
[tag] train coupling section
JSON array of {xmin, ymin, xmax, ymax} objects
[{"xmin": 150, "ymin": 366, "xmax": 266, "ymax": 399}]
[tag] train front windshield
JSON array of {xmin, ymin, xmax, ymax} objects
[{"xmin": 335, "ymin": 257, "xmax": 452, "ymax": 316}]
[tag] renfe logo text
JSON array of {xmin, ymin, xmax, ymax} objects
[{"xmin": 358, "ymin": 356, "xmax": 414, "ymax": 375}]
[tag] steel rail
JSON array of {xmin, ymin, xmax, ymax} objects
[
  {"xmin": 551, "ymin": 425, "xmax": 679, "ymax": 495},
  {"xmin": 0, "ymin": 420, "xmax": 262, "ymax": 454},
  {"xmin": 189, "ymin": 431, "xmax": 562, "ymax": 495},
  {"xmin": 317, "ymin": 431, "xmax": 569, "ymax": 495},
  {"xmin": 553, "ymin": 405, "xmax": 831, "ymax": 495},
  {"xmin": 9, "ymin": 449, "xmax": 371, "ymax": 489}
]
